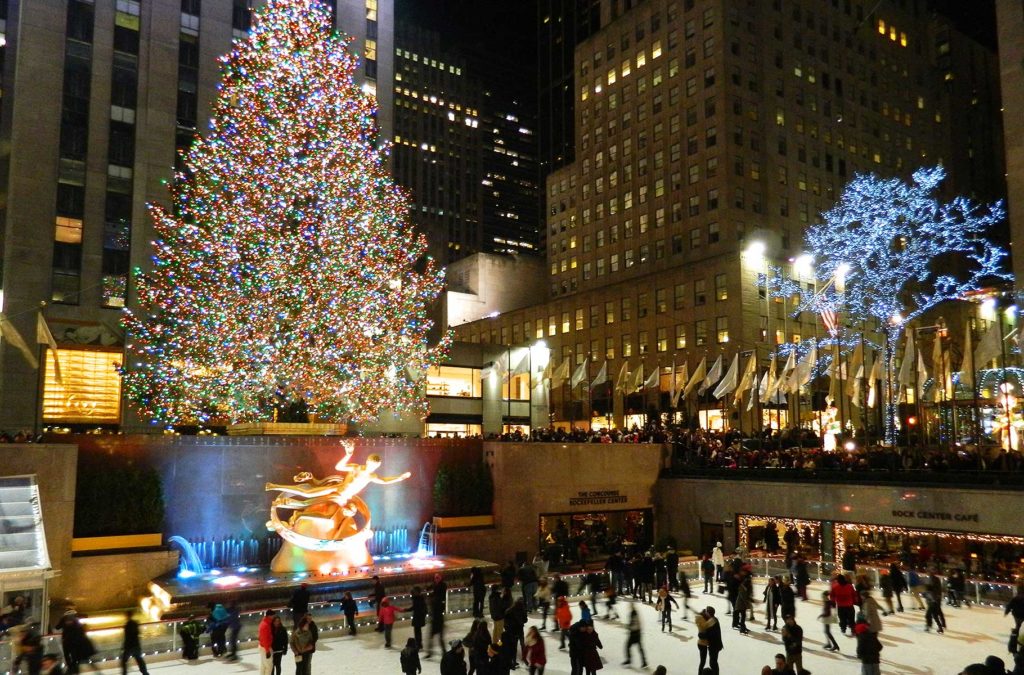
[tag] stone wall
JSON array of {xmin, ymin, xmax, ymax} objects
[
  {"xmin": 437, "ymin": 442, "xmax": 666, "ymax": 563},
  {"xmin": 656, "ymin": 477, "xmax": 1024, "ymax": 558}
]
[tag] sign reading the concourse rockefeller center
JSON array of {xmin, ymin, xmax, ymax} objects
[{"xmin": 570, "ymin": 490, "xmax": 628, "ymax": 506}]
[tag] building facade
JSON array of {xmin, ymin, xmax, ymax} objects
[
  {"xmin": 0, "ymin": 0, "xmax": 393, "ymax": 431},
  {"xmin": 457, "ymin": 0, "xmax": 1005, "ymax": 431},
  {"xmin": 997, "ymin": 0, "xmax": 1024, "ymax": 288}
]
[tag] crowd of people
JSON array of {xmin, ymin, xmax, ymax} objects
[
  {"xmin": 480, "ymin": 422, "xmax": 1024, "ymax": 475},
  {"xmin": 7, "ymin": 547, "xmax": 1024, "ymax": 675}
]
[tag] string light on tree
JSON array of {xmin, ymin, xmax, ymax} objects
[
  {"xmin": 803, "ymin": 167, "xmax": 1008, "ymax": 445},
  {"xmin": 121, "ymin": 0, "xmax": 449, "ymax": 425}
]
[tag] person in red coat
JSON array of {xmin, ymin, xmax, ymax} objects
[
  {"xmin": 257, "ymin": 610, "xmax": 277, "ymax": 675},
  {"xmin": 830, "ymin": 574, "xmax": 859, "ymax": 636},
  {"xmin": 522, "ymin": 626, "xmax": 546, "ymax": 675},
  {"xmin": 378, "ymin": 597, "xmax": 404, "ymax": 648}
]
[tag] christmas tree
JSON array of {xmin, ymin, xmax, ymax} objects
[{"xmin": 122, "ymin": 0, "xmax": 448, "ymax": 425}]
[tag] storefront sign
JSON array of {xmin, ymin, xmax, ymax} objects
[
  {"xmin": 570, "ymin": 490, "xmax": 628, "ymax": 506},
  {"xmin": 891, "ymin": 509, "xmax": 980, "ymax": 523}
]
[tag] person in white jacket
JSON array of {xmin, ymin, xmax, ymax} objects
[{"xmin": 712, "ymin": 543, "xmax": 725, "ymax": 583}]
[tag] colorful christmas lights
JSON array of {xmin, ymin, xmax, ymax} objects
[{"xmin": 121, "ymin": 0, "xmax": 448, "ymax": 425}]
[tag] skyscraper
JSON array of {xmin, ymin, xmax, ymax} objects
[
  {"xmin": 0, "ymin": 0, "xmax": 393, "ymax": 430},
  {"xmin": 457, "ymin": 0, "xmax": 1005, "ymax": 430}
]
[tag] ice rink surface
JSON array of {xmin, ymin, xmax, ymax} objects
[{"xmin": 131, "ymin": 580, "xmax": 1016, "ymax": 675}]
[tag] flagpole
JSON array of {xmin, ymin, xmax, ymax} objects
[{"xmin": 970, "ymin": 317, "xmax": 981, "ymax": 446}]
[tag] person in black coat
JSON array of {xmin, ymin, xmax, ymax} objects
[
  {"xmin": 440, "ymin": 640, "xmax": 467, "ymax": 675},
  {"xmin": 428, "ymin": 574, "xmax": 449, "ymax": 657},
  {"xmin": 552, "ymin": 575, "xmax": 569, "ymax": 601},
  {"xmin": 288, "ymin": 584, "xmax": 310, "ymax": 626},
  {"xmin": 500, "ymin": 562, "xmax": 516, "ymax": 590},
  {"xmin": 407, "ymin": 587, "xmax": 428, "ymax": 651},
  {"xmin": 701, "ymin": 556, "xmax": 716, "ymax": 594},
  {"xmin": 58, "ymin": 611, "xmax": 98, "ymax": 674},
  {"xmin": 666, "ymin": 550, "xmax": 680, "ymax": 591},
  {"xmin": 780, "ymin": 578, "xmax": 797, "ymax": 619},
  {"xmin": 401, "ymin": 638, "xmax": 422, "ymax": 675},
  {"xmin": 488, "ymin": 585, "xmax": 508, "ymax": 643},
  {"xmin": 504, "ymin": 599, "xmax": 528, "ymax": 667},
  {"xmin": 470, "ymin": 567, "xmax": 487, "ymax": 619},
  {"xmin": 269, "ymin": 615, "xmax": 289, "ymax": 675},
  {"xmin": 120, "ymin": 611, "xmax": 149, "ymax": 675},
  {"xmin": 888, "ymin": 563, "xmax": 907, "ymax": 612},
  {"xmin": 340, "ymin": 592, "xmax": 358, "ymax": 636}
]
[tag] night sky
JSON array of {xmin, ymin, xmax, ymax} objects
[{"xmin": 393, "ymin": 0, "xmax": 997, "ymax": 104}]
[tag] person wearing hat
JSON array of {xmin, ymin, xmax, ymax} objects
[{"xmin": 440, "ymin": 639, "xmax": 466, "ymax": 675}]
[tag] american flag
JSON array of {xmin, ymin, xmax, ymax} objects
[{"xmin": 821, "ymin": 308, "xmax": 840, "ymax": 336}]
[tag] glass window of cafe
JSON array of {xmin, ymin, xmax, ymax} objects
[
  {"xmin": 502, "ymin": 372, "xmax": 530, "ymax": 401},
  {"xmin": 539, "ymin": 509, "xmax": 652, "ymax": 565},
  {"xmin": 426, "ymin": 366, "xmax": 482, "ymax": 398},
  {"xmin": 424, "ymin": 423, "xmax": 482, "ymax": 437},
  {"xmin": 739, "ymin": 515, "xmax": 823, "ymax": 558},
  {"xmin": 836, "ymin": 523, "xmax": 1024, "ymax": 582}
]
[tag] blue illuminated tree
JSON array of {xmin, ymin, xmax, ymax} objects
[{"xmin": 804, "ymin": 166, "xmax": 1008, "ymax": 445}]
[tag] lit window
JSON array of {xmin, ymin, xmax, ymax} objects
[
  {"xmin": 877, "ymin": 19, "xmax": 886, "ymax": 35},
  {"xmin": 426, "ymin": 365, "xmax": 482, "ymax": 398},
  {"xmin": 364, "ymin": 39, "xmax": 377, "ymax": 61},
  {"xmin": 55, "ymin": 217, "xmax": 83, "ymax": 244},
  {"xmin": 636, "ymin": 50, "xmax": 646, "ymax": 68},
  {"xmin": 42, "ymin": 348, "xmax": 123, "ymax": 423},
  {"xmin": 366, "ymin": 0, "xmax": 378, "ymax": 21}
]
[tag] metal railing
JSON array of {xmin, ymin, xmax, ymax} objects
[{"xmin": 0, "ymin": 572, "xmax": 593, "ymax": 674}]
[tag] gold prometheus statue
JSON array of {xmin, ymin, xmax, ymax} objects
[{"xmin": 265, "ymin": 440, "xmax": 411, "ymax": 572}]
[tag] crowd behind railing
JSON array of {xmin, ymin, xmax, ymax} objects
[{"xmin": 480, "ymin": 423, "xmax": 1024, "ymax": 474}]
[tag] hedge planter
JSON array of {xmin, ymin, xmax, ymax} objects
[
  {"xmin": 72, "ymin": 533, "xmax": 164, "ymax": 554},
  {"xmin": 432, "ymin": 515, "xmax": 495, "ymax": 531}
]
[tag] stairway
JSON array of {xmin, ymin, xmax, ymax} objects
[{"xmin": 0, "ymin": 475, "xmax": 49, "ymax": 571}]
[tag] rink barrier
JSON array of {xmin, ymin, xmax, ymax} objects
[{"xmin": 0, "ymin": 562, "xmax": 1014, "ymax": 673}]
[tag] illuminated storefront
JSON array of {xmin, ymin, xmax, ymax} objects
[
  {"xmin": 738, "ymin": 514, "xmax": 823, "ymax": 558},
  {"xmin": 539, "ymin": 508, "xmax": 652, "ymax": 563},
  {"xmin": 425, "ymin": 365, "xmax": 483, "ymax": 398},
  {"xmin": 41, "ymin": 347, "xmax": 122, "ymax": 425}
]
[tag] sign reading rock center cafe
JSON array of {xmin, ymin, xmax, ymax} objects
[{"xmin": 891, "ymin": 509, "xmax": 980, "ymax": 524}]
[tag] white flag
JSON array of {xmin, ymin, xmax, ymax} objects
[
  {"xmin": 960, "ymin": 323, "xmax": 976, "ymax": 390},
  {"xmin": 683, "ymin": 357, "xmax": 706, "ymax": 398},
  {"xmin": 631, "ymin": 362, "xmax": 644, "ymax": 393},
  {"xmin": 850, "ymin": 363, "xmax": 865, "ymax": 408},
  {"xmin": 771, "ymin": 351, "xmax": 796, "ymax": 400},
  {"xmin": 867, "ymin": 356, "xmax": 882, "ymax": 408},
  {"xmin": 511, "ymin": 349, "xmax": 530, "ymax": 375},
  {"xmin": 0, "ymin": 313, "xmax": 39, "ymax": 370},
  {"xmin": 590, "ymin": 360, "xmax": 608, "ymax": 389},
  {"xmin": 644, "ymin": 364, "xmax": 660, "ymax": 390},
  {"xmin": 699, "ymin": 355, "xmax": 723, "ymax": 395},
  {"xmin": 974, "ymin": 321, "xmax": 1002, "ymax": 369},
  {"xmin": 735, "ymin": 353, "xmax": 758, "ymax": 403},
  {"xmin": 669, "ymin": 361, "xmax": 677, "ymax": 404},
  {"xmin": 748, "ymin": 372, "xmax": 762, "ymax": 411},
  {"xmin": 711, "ymin": 354, "xmax": 738, "ymax": 400},
  {"xmin": 759, "ymin": 355, "xmax": 777, "ymax": 403},
  {"xmin": 570, "ymin": 358, "xmax": 588, "ymax": 388},
  {"xmin": 672, "ymin": 363, "xmax": 689, "ymax": 407},
  {"xmin": 789, "ymin": 344, "xmax": 817, "ymax": 394},
  {"xmin": 614, "ymin": 360, "xmax": 630, "ymax": 394},
  {"xmin": 897, "ymin": 332, "xmax": 915, "ymax": 389},
  {"xmin": 550, "ymin": 358, "xmax": 570, "ymax": 388},
  {"xmin": 916, "ymin": 349, "xmax": 929, "ymax": 399}
]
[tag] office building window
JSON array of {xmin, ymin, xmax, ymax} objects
[
  {"xmin": 695, "ymin": 320, "xmax": 707, "ymax": 346},
  {"xmin": 715, "ymin": 273, "xmax": 728, "ymax": 301},
  {"xmin": 675, "ymin": 324, "xmax": 687, "ymax": 349},
  {"xmin": 716, "ymin": 316, "xmax": 729, "ymax": 343}
]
